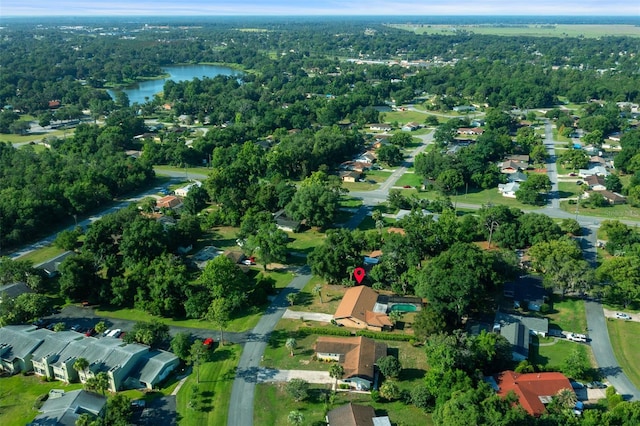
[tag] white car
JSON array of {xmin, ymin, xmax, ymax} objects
[{"xmin": 615, "ymin": 312, "xmax": 632, "ymax": 320}]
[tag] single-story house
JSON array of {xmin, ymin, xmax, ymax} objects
[
  {"xmin": 273, "ymin": 209, "xmax": 302, "ymax": 233},
  {"xmin": 578, "ymin": 166, "xmax": 609, "ymax": 178},
  {"xmin": 326, "ymin": 403, "xmax": 391, "ymax": 426},
  {"xmin": 457, "ymin": 127, "xmax": 484, "ymax": 135},
  {"xmin": 452, "ymin": 105, "xmax": 475, "ymax": 112},
  {"xmin": 315, "ymin": 336, "xmax": 387, "ymax": 391},
  {"xmin": 594, "ymin": 190, "xmax": 627, "ymax": 205},
  {"xmin": 333, "ymin": 286, "xmax": 393, "ymax": 331},
  {"xmin": 500, "ymin": 322, "xmax": 530, "ymax": 361},
  {"xmin": 368, "ymin": 123, "xmax": 392, "ymax": 132},
  {"xmin": 29, "ymin": 390, "xmax": 107, "ymax": 426},
  {"xmin": 0, "ymin": 281, "xmax": 34, "ymax": 303},
  {"xmin": 494, "ymin": 312, "xmax": 549, "ymax": 337},
  {"xmin": 585, "ymin": 175, "xmax": 606, "ymax": 191},
  {"xmin": 495, "ymin": 370, "xmax": 574, "ymax": 416},
  {"xmin": 341, "ymin": 171, "xmax": 362, "ymax": 183},
  {"xmin": 401, "ymin": 122, "xmax": 420, "ymax": 131},
  {"xmin": 126, "ymin": 350, "xmax": 181, "ymax": 390},
  {"xmin": 36, "ymin": 251, "xmax": 76, "ymax": 278},
  {"xmin": 498, "ymin": 182, "xmax": 520, "ymax": 198},
  {"xmin": 504, "ymin": 154, "xmax": 530, "ymax": 164},
  {"xmin": 173, "ymin": 180, "xmax": 202, "ymax": 197},
  {"xmin": 507, "ymin": 171, "xmax": 528, "ymax": 183},
  {"xmin": 156, "ymin": 195, "xmax": 182, "ymax": 210},
  {"xmin": 499, "ymin": 160, "xmax": 522, "ymax": 174},
  {"xmin": 503, "ymin": 275, "xmax": 547, "ymax": 312}
]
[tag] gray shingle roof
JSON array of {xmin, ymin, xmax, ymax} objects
[
  {"xmin": 31, "ymin": 331, "xmax": 81, "ymax": 363},
  {"xmin": 30, "ymin": 390, "xmax": 106, "ymax": 426},
  {"xmin": 130, "ymin": 349, "xmax": 179, "ymax": 385},
  {"xmin": 0, "ymin": 325, "xmax": 43, "ymax": 361},
  {"xmin": 0, "ymin": 282, "xmax": 33, "ymax": 299}
]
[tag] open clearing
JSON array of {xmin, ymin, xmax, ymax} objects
[
  {"xmin": 607, "ymin": 319, "xmax": 640, "ymax": 390},
  {"xmin": 389, "ymin": 24, "xmax": 640, "ymax": 38}
]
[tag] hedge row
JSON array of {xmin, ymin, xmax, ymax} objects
[{"xmin": 296, "ymin": 327, "xmax": 414, "ymax": 342}]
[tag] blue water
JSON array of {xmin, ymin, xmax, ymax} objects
[
  {"xmin": 389, "ymin": 303, "xmax": 418, "ymax": 312},
  {"xmin": 107, "ymin": 64, "xmax": 239, "ymax": 105}
]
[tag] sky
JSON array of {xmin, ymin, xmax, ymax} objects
[{"xmin": 1, "ymin": 0, "xmax": 638, "ymax": 17}]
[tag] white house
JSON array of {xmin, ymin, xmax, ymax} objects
[
  {"xmin": 498, "ymin": 182, "xmax": 520, "ymax": 198},
  {"xmin": 174, "ymin": 180, "xmax": 202, "ymax": 197}
]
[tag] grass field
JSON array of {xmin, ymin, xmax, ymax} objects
[
  {"xmin": 531, "ymin": 338, "xmax": 594, "ymax": 374},
  {"xmin": 0, "ymin": 129, "xmax": 75, "ymax": 144},
  {"xmin": 0, "ymin": 374, "xmax": 83, "ymax": 426},
  {"xmin": 383, "ymin": 110, "xmax": 431, "ymax": 124},
  {"xmin": 390, "ymin": 24, "xmax": 640, "ymax": 38},
  {"xmin": 606, "ymin": 319, "xmax": 640, "ymax": 390},
  {"xmin": 414, "ymin": 187, "xmax": 542, "ymax": 210},
  {"xmin": 557, "ymin": 182, "xmax": 582, "ymax": 199},
  {"xmin": 395, "ymin": 172, "xmax": 423, "ymax": 188},
  {"xmin": 176, "ymin": 344, "xmax": 240, "ymax": 426},
  {"xmin": 153, "ymin": 165, "xmax": 212, "ymax": 177},
  {"xmin": 14, "ymin": 245, "xmax": 67, "ymax": 265},
  {"xmin": 560, "ymin": 200, "xmax": 640, "ymax": 222},
  {"xmin": 95, "ymin": 303, "xmax": 262, "ymax": 333}
]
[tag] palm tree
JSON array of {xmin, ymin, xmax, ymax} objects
[
  {"xmin": 329, "ymin": 364, "xmax": 345, "ymax": 391},
  {"xmin": 313, "ymin": 284, "xmax": 324, "ymax": 303},
  {"xmin": 286, "ymin": 292, "xmax": 298, "ymax": 306},
  {"xmin": 73, "ymin": 357, "xmax": 89, "ymax": 382},
  {"xmin": 554, "ymin": 388, "xmax": 577, "ymax": 410},
  {"xmin": 285, "ymin": 337, "xmax": 296, "ymax": 357},
  {"xmin": 96, "ymin": 371, "xmax": 109, "ymax": 396}
]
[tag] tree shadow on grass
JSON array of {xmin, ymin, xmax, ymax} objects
[{"xmin": 399, "ymin": 368, "xmax": 426, "ymax": 381}]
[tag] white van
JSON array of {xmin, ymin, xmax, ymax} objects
[
  {"xmin": 107, "ymin": 329, "xmax": 121, "ymax": 338},
  {"xmin": 566, "ymin": 332, "xmax": 588, "ymax": 342}
]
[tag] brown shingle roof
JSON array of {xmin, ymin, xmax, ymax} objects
[
  {"xmin": 334, "ymin": 286, "xmax": 379, "ymax": 323},
  {"xmin": 326, "ymin": 403, "xmax": 375, "ymax": 426},
  {"xmin": 315, "ymin": 336, "xmax": 387, "ymax": 381},
  {"xmin": 156, "ymin": 195, "xmax": 182, "ymax": 209}
]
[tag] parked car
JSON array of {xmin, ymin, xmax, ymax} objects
[
  {"xmin": 85, "ymin": 328, "xmax": 95, "ymax": 337},
  {"xmin": 566, "ymin": 332, "xmax": 588, "ymax": 343},
  {"xmin": 615, "ymin": 312, "xmax": 632, "ymax": 320},
  {"xmin": 131, "ymin": 400, "xmax": 146, "ymax": 409},
  {"xmin": 586, "ymin": 381, "xmax": 607, "ymax": 389},
  {"xmin": 203, "ymin": 337, "xmax": 214, "ymax": 349},
  {"xmin": 103, "ymin": 329, "xmax": 111, "ymax": 337},
  {"xmin": 71, "ymin": 324, "xmax": 81, "ymax": 332},
  {"xmin": 570, "ymin": 381, "xmax": 585, "ymax": 389}
]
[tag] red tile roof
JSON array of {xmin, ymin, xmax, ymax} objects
[{"xmin": 496, "ymin": 370, "xmax": 573, "ymax": 416}]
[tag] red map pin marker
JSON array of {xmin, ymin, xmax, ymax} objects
[{"xmin": 353, "ymin": 267, "xmax": 366, "ymax": 284}]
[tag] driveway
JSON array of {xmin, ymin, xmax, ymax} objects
[
  {"xmin": 585, "ymin": 300, "xmax": 640, "ymax": 400},
  {"xmin": 256, "ymin": 368, "xmax": 333, "ymax": 385},
  {"xmin": 282, "ymin": 310, "xmax": 333, "ymax": 322}
]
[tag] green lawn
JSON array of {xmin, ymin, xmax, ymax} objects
[
  {"xmin": 546, "ymin": 297, "xmax": 587, "ymax": 334},
  {"xmin": 95, "ymin": 305, "xmax": 262, "ymax": 333},
  {"xmin": 364, "ymin": 170, "xmax": 393, "ymax": 183},
  {"xmin": 607, "ymin": 319, "xmax": 640, "ymax": 390},
  {"xmin": 531, "ymin": 338, "xmax": 592, "ymax": 372},
  {"xmin": 255, "ymin": 383, "xmax": 433, "ymax": 426},
  {"xmin": 287, "ymin": 229, "xmax": 325, "ymax": 255},
  {"xmin": 13, "ymin": 245, "xmax": 67, "ymax": 265},
  {"xmin": 383, "ymin": 110, "xmax": 431, "ymax": 125},
  {"xmin": 153, "ymin": 165, "xmax": 211, "ymax": 177},
  {"xmin": 0, "ymin": 128, "xmax": 75, "ymax": 144},
  {"xmin": 0, "ymin": 374, "xmax": 83, "ymax": 426},
  {"xmin": 342, "ymin": 181, "xmax": 379, "ymax": 191},
  {"xmin": 395, "ymin": 172, "xmax": 423, "ymax": 188},
  {"xmin": 176, "ymin": 344, "xmax": 240, "ymax": 426},
  {"xmin": 557, "ymin": 182, "xmax": 582, "ymax": 198},
  {"xmin": 415, "ymin": 187, "xmax": 542, "ymax": 210},
  {"xmin": 560, "ymin": 200, "xmax": 640, "ymax": 222}
]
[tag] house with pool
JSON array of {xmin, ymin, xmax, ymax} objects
[{"xmin": 333, "ymin": 286, "xmax": 422, "ymax": 331}]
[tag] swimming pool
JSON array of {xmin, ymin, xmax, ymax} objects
[{"xmin": 389, "ymin": 303, "xmax": 418, "ymax": 312}]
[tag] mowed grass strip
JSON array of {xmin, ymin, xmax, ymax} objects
[
  {"xmin": 176, "ymin": 343, "xmax": 240, "ymax": 426},
  {"xmin": 0, "ymin": 374, "xmax": 83, "ymax": 426},
  {"xmin": 607, "ymin": 319, "xmax": 640, "ymax": 390}
]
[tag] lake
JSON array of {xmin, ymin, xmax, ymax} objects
[{"xmin": 107, "ymin": 64, "xmax": 240, "ymax": 105}]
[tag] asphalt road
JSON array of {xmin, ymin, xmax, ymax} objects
[
  {"xmin": 585, "ymin": 301, "xmax": 640, "ymax": 401},
  {"xmin": 227, "ymin": 266, "xmax": 313, "ymax": 426},
  {"xmin": 43, "ymin": 305, "xmax": 247, "ymax": 345}
]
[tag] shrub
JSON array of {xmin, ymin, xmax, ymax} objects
[{"xmin": 370, "ymin": 390, "xmax": 381, "ymax": 402}]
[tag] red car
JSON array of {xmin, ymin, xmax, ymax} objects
[
  {"xmin": 85, "ymin": 328, "xmax": 95, "ymax": 337},
  {"xmin": 203, "ymin": 338, "xmax": 214, "ymax": 348}
]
